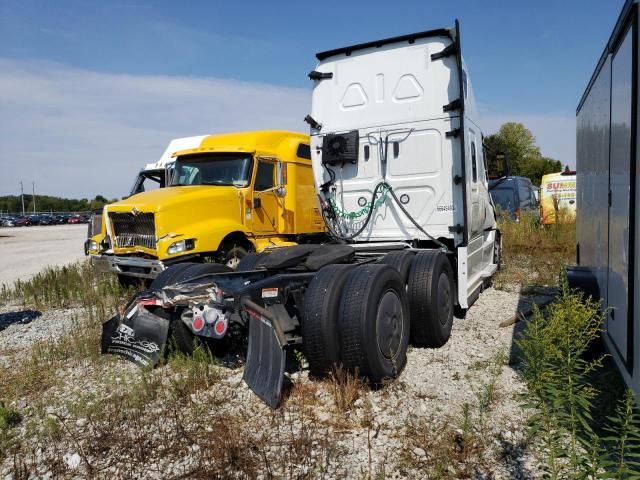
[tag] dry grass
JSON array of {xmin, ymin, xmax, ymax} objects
[
  {"xmin": 494, "ymin": 212, "xmax": 575, "ymax": 288},
  {"xmin": 328, "ymin": 366, "xmax": 367, "ymax": 413}
]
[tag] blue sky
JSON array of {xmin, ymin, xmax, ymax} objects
[{"xmin": 0, "ymin": 0, "xmax": 624, "ymax": 198}]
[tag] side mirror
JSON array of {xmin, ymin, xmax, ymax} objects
[
  {"xmin": 253, "ymin": 197, "xmax": 262, "ymax": 209},
  {"xmin": 276, "ymin": 162, "xmax": 287, "ymax": 190}
]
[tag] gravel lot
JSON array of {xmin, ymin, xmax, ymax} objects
[
  {"xmin": 0, "ymin": 225, "xmax": 553, "ymax": 478},
  {"xmin": 0, "ymin": 225, "xmax": 87, "ymax": 286},
  {"xmin": 0, "ymin": 284, "xmax": 550, "ymax": 478}
]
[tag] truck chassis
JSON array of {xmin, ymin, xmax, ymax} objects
[{"xmin": 102, "ymin": 243, "xmax": 464, "ymax": 407}]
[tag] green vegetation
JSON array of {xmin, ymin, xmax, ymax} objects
[
  {"xmin": 485, "ymin": 122, "xmax": 563, "ymax": 185},
  {"xmin": 1, "ymin": 261, "xmax": 125, "ymax": 311},
  {"xmin": 517, "ymin": 275, "xmax": 639, "ymax": 478},
  {"xmin": 0, "ymin": 194, "xmax": 117, "ymax": 214}
]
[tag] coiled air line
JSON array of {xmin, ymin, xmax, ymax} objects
[{"xmin": 320, "ymin": 131, "xmax": 450, "ymax": 252}]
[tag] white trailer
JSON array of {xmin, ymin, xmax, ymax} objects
[
  {"xmin": 101, "ymin": 21, "xmax": 503, "ymax": 407},
  {"xmin": 571, "ymin": 0, "xmax": 639, "ymax": 395}
]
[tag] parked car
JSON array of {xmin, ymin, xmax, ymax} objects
[
  {"xmin": 489, "ymin": 176, "xmax": 539, "ymax": 221},
  {"xmin": 0, "ymin": 216, "xmax": 17, "ymax": 227},
  {"xmin": 14, "ymin": 216, "xmax": 32, "ymax": 227},
  {"xmin": 68, "ymin": 216, "xmax": 82, "ymax": 224},
  {"xmin": 39, "ymin": 214, "xmax": 56, "ymax": 226}
]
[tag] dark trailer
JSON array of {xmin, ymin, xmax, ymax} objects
[{"xmin": 571, "ymin": 0, "xmax": 640, "ymax": 396}]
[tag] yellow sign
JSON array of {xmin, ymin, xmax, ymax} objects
[{"xmin": 540, "ymin": 172, "xmax": 576, "ymax": 225}]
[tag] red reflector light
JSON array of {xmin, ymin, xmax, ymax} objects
[
  {"xmin": 214, "ymin": 320, "xmax": 226, "ymax": 335},
  {"xmin": 138, "ymin": 298, "xmax": 159, "ymax": 306},
  {"xmin": 192, "ymin": 316, "xmax": 205, "ymax": 332}
]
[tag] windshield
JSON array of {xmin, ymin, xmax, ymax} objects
[
  {"xmin": 171, "ymin": 154, "xmax": 252, "ymax": 187},
  {"xmin": 490, "ymin": 187, "xmax": 518, "ymax": 213}
]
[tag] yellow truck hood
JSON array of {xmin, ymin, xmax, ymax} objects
[
  {"xmin": 106, "ymin": 186, "xmax": 245, "ymax": 259},
  {"xmin": 109, "ymin": 186, "xmax": 240, "ymax": 214}
]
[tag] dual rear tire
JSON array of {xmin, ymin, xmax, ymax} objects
[{"xmin": 302, "ymin": 250, "xmax": 455, "ymax": 383}]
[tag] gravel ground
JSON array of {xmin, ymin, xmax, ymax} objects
[
  {"xmin": 0, "ymin": 225, "xmax": 87, "ymax": 286},
  {"xmin": 0, "ymin": 284, "xmax": 552, "ymax": 479}
]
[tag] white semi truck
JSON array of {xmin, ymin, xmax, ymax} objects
[
  {"xmin": 101, "ymin": 21, "xmax": 503, "ymax": 407},
  {"xmin": 569, "ymin": 0, "xmax": 640, "ymax": 397}
]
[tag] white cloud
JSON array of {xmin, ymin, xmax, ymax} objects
[
  {"xmin": 0, "ymin": 58, "xmax": 577, "ymax": 202},
  {"xmin": 0, "ymin": 58, "xmax": 311, "ymax": 199},
  {"xmin": 480, "ymin": 108, "xmax": 576, "ymax": 168}
]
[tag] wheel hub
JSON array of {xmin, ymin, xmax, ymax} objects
[
  {"xmin": 376, "ymin": 290, "xmax": 403, "ymax": 359},
  {"xmin": 437, "ymin": 273, "xmax": 451, "ymax": 325}
]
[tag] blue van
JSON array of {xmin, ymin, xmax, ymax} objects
[{"xmin": 489, "ymin": 176, "xmax": 538, "ymax": 220}]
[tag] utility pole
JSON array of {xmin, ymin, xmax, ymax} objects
[
  {"xmin": 20, "ymin": 181, "xmax": 25, "ymax": 215},
  {"xmin": 32, "ymin": 181, "xmax": 36, "ymax": 213}
]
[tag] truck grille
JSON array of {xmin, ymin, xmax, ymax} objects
[{"xmin": 109, "ymin": 212, "xmax": 156, "ymax": 249}]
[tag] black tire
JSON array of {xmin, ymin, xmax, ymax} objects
[
  {"xmin": 150, "ymin": 262, "xmax": 199, "ymax": 289},
  {"xmin": 494, "ymin": 231, "xmax": 503, "ymax": 270},
  {"xmin": 236, "ymin": 251, "xmax": 268, "ymax": 272},
  {"xmin": 302, "ymin": 264, "xmax": 355, "ymax": 376},
  {"xmin": 223, "ymin": 246, "xmax": 250, "ymax": 270},
  {"xmin": 117, "ymin": 274, "xmax": 146, "ymax": 289},
  {"xmin": 379, "ymin": 251, "xmax": 416, "ymax": 283},
  {"xmin": 408, "ymin": 250, "xmax": 454, "ymax": 347},
  {"xmin": 338, "ymin": 264, "xmax": 409, "ymax": 383},
  {"xmin": 171, "ymin": 315, "xmax": 198, "ymax": 355}
]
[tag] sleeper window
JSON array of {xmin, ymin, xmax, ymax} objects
[{"xmin": 471, "ymin": 142, "xmax": 478, "ymax": 183}]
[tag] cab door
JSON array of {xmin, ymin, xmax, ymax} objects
[{"xmin": 251, "ymin": 158, "xmax": 279, "ymax": 234}]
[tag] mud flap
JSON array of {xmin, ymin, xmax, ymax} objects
[
  {"xmin": 101, "ymin": 306, "xmax": 170, "ymax": 367},
  {"xmin": 242, "ymin": 313, "xmax": 286, "ymax": 409}
]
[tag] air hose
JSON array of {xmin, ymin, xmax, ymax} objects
[{"xmin": 322, "ymin": 182, "xmax": 450, "ymax": 252}]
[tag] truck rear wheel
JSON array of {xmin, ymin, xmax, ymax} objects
[
  {"xmin": 408, "ymin": 250, "xmax": 454, "ymax": 347},
  {"xmin": 302, "ymin": 264, "xmax": 355, "ymax": 376},
  {"xmin": 224, "ymin": 246, "xmax": 249, "ymax": 270},
  {"xmin": 338, "ymin": 264, "xmax": 409, "ymax": 383},
  {"xmin": 379, "ymin": 250, "xmax": 416, "ymax": 283}
]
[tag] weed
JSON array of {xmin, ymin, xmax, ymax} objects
[
  {"xmin": 516, "ymin": 271, "xmax": 640, "ymax": 478},
  {"xmin": 328, "ymin": 366, "xmax": 366, "ymax": 413}
]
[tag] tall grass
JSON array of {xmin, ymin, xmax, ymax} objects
[
  {"xmin": 495, "ymin": 212, "xmax": 575, "ymax": 288},
  {"xmin": 0, "ymin": 261, "xmax": 126, "ymax": 311}
]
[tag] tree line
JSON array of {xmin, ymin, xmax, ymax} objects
[
  {"xmin": 0, "ymin": 195, "xmax": 117, "ymax": 214},
  {"xmin": 484, "ymin": 122, "xmax": 564, "ymax": 186}
]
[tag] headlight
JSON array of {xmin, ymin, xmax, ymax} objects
[
  {"xmin": 167, "ymin": 239, "xmax": 195, "ymax": 255},
  {"xmin": 88, "ymin": 240, "xmax": 99, "ymax": 252}
]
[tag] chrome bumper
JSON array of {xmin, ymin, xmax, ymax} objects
[{"xmin": 90, "ymin": 254, "xmax": 166, "ymax": 279}]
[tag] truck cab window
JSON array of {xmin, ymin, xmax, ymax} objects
[
  {"xmin": 471, "ymin": 141, "xmax": 478, "ymax": 183},
  {"xmin": 255, "ymin": 161, "xmax": 275, "ymax": 191},
  {"xmin": 171, "ymin": 154, "xmax": 252, "ymax": 187}
]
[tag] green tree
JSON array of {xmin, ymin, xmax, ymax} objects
[{"xmin": 484, "ymin": 122, "xmax": 562, "ymax": 185}]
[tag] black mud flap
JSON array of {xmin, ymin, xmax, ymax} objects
[
  {"xmin": 242, "ymin": 313, "xmax": 286, "ymax": 409},
  {"xmin": 101, "ymin": 306, "xmax": 170, "ymax": 367}
]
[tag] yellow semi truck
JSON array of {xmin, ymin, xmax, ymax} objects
[{"xmin": 92, "ymin": 130, "xmax": 325, "ymax": 281}]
